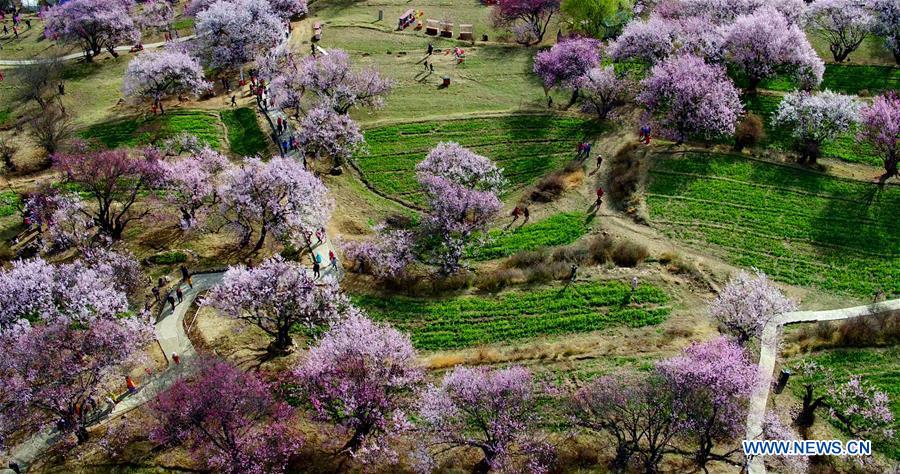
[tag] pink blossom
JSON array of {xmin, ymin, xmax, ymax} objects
[
  {"xmin": 150, "ymin": 357, "xmax": 302, "ymax": 474},
  {"xmin": 158, "ymin": 147, "xmax": 229, "ymax": 229},
  {"xmin": 417, "ymin": 365, "xmax": 553, "ymax": 473},
  {"xmin": 342, "ymin": 226, "xmax": 416, "ymax": 280},
  {"xmin": 218, "ymin": 156, "xmax": 334, "ymax": 250},
  {"xmin": 858, "ymin": 92, "xmax": 900, "ymax": 180},
  {"xmin": 297, "ymin": 106, "xmax": 364, "ymax": 170},
  {"xmin": 532, "ymin": 37, "xmax": 602, "ymax": 90},
  {"xmin": 44, "ymin": 0, "xmax": 139, "ymax": 61},
  {"xmin": 194, "ymin": 0, "xmax": 285, "ymax": 73},
  {"xmin": 709, "ymin": 270, "xmax": 796, "ymax": 345},
  {"xmin": 491, "ymin": 0, "xmax": 560, "ymax": 45},
  {"xmin": 204, "ymin": 256, "xmax": 347, "ymax": 353},
  {"xmin": 638, "ymin": 54, "xmax": 743, "ymax": 142},
  {"xmin": 292, "ymin": 312, "xmax": 423, "ymax": 461},
  {"xmin": 122, "ymin": 49, "xmax": 211, "ymax": 113}
]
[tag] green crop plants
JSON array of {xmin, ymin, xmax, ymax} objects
[
  {"xmin": 353, "ymin": 281, "xmax": 670, "ymax": 350},
  {"xmin": 147, "ymin": 251, "xmax": 188, "ymax": 265},
  {"xmin": 468, "ymin": 212, "xmax": 589, "ymax": 260},
  {"xmin": 0, "ymin": 191, "xmax": 20, "ymax": 218},
  {"xmin": 220, "ymin": 108, "xmax": 269, "ymax": 157},
  {"xmin": 355, "ymin": 115, "xmax": 606, "ymax": 205},
  {"xmin": 80, "ymin": 110, "xmax": 223, "ymax": 150},
  {"xmin": 645, "ymin": 152, "xmax": 900, "ymax": 297}
]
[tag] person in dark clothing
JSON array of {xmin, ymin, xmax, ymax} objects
[
  {"xmin": 429, "ymin": 63, "xmax": 434, "ymax": 72},
  {"xmin": 569, "ymin": 264, "xmax": 578, "ymax": 281},
  {"xmin": 166, "ymin": 295, "xmax": 176, "ymax": 311},
  {"xmin": 151, "ymin": 286, "xmax": 160, "ymax": 302},
  {"xmin": 58, "ymin": 82, "xmax": 65, "ymax": 95},
  {"xmin": 427, "ymin": 43, "xmax": 433, "ymax": 55},
  {"xmin": 176, "ymin": 287, "xmax": 183, "ymax": 303},
  {"xmin": 522, "ymin": 206, "xmax": 530, "ymax": 221},
  {"xmin": 9, "ymin": 462, "xmax": 21, "ymax": 474},
  {"xmin": 180, "ymin": 265, "xmax": 191, "ymax": 287},
  {"xmin": 313, "ymin": 260, "xmax": 321, "ymax": 279},
  {"xmin": 547, "ymin": 95, "xmax": 553, "ymax": 108},
  {"xmin": 231, "ymin": 95, "xmax": 237, "ymax": 106}
]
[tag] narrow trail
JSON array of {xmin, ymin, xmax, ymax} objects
[
  {"xmin": 0, "ymin": 35, "xmax": 196, "ymax": 66},
  {"xmin": 744, "ymin": 298, "xmax": 900, "ymax": 474}
]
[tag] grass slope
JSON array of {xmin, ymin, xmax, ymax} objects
[
  {"xmin": 645, "ymin": 152, "xmax": 900, "ymax": 297},
  {"xmin": 791, "ymin": 347, "xmax": 900, "ymax": 460},
  {"xmin": 468, "ymin": 212, "xmax": 589, "ymax": 260},
  {"xmin": 743, "ymin": 93, "xmax": 882, "ymax": 167},
  {"xmin": 749, "ymin": 64, "xmax": 900, "ymax": 95},
  {"xmin": 220, "ymin": 107, "xmax": 269, "ymax": 157},
  {"xmin": 355, "ymin": 115, "xmax": 606, "ymax": 205},
  {"xmin": 354, "ymin": 281, "xmax": 670, "ymax": 350},
  {"xmin": 80, "ymin": 110, "xmax": 223, "ymax": 150}
]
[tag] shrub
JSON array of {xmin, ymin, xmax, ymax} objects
[
  {"xmin": 551, "ymin": 245, "xmax": 590, "ymax": 264},
  {"xmin": 794, "ymin": 312, "xmax": 900, "ymax": 352},
  {"xmin": 734, "ymin": 113, "xmax": 765, "ymax": 151},
  {"xmin": 588, "ymin": 234, "xmax": 616, "ymax": 264},
  {"xmin": 147, "ymin": 251, "xmax": 188, "ymax": 265},
  {"xmin": 530, "ymin": 174, "xmax": 567, "ymax": 202},
  {"xmin": 475, "ymin": 269, "xmax": 525, "ymax": 292},
  {"xmin": 607, "ymin": 142, "xmax": 644, "ymax": 207},
  {"xmin": 611, "ymin": 240, "xmax": 648, "ymax": 267},
  {"xmin": 383, "ymin": 213, "xmax": 415, "ymax": 229}
]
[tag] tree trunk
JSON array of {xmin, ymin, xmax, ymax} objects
[
  {"xmin": 566, "ymin": 88, "xmax": 579, "ymax": 110},
  {"xmin": 341, "ymin": 425, "xmax": 370, "ymax": 454},
  {"xmin": 472, "ymin": 449, "xmax": 496, "ymax": 474},
  {"xmin": 157, "ymin": 98, "xmax": 165, "ymax": 114},
  {"xmin": 794, "ymin": 385, "xmax": 820, "ymax": 439},
  {"xmin": 746, "ymin": 77, "xmax": 760, "ymax": 93},
  {"xmin": 880, "ymin": 153, "xmax": 898, "ymax": 183},
  {"xmin": 252, "ymin": 225, "xmax": 268, "ymax": 252}
]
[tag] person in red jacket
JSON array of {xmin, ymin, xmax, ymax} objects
[{"xmin": 596, "ymin": 187, "xmax": 604, "ymax": 206}]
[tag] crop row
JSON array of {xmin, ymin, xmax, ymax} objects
[
  {"xmin": 467, "ymin": 212, "xmax": 589, "ymax": 260},
  {"xmin": 220, "ymin": 108, "xmax": 269, "ymax": 157},
  {"xmin": 354, "ymin": 281, "xmax": 670, "ymax": 350},
  {"xmin": 80, "ymin": 110, "xmax": 223, "ymax": 150},
  {"xmin": 356, "ymin": 116, "xmax": 605, "ymax": 204},
  {"xmin": 646, "ymin": 153, "xmax": 900, "ymax": 296},
  {"xmin": 746, "ymin": 64, "xmax": 899, "ymax": 96}
]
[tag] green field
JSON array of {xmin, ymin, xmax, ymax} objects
[
  {"xmin": 743, "ymin": 93, "xmax": 882, "ymax": 167},
  {"xmin": 80, "ymin": 110, "xmax": 223, "ymax": 150},
  {"xmin": 790, "ymin": 347, "xmax": 900, "ymax": 459},
  {"xmin": 220, "ymin": 108, "xmax": 269, "ymax": 157},
  {"xmin": 354, "ymin": 281, "xmax": 670, "ymax": 350},
  {"xmin": 748, "ymin": 64, "xmax": 900, "ymax": 95},
  {"xmin": 0, "ymin": 191, "xmax": 20, "ymax": 218},
  {"xmin": 645, "ymin": 152, "xmax": 900, "ymax": 297},
  {"xmin": 469, "ymin": 212, "xmax": 589, "ymax": 260},
  {"xmin": 355, "ymin": 115, "xmax": 605, "ymax": 205}
]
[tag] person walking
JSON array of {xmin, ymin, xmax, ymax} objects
[
  {"xmin": 231, "ymin": 95, "xmax": 237, "ymax": 106},
  {"xmin": 166, "ymin": 295, "xmax": 176, "ymax": 311},
  {"xmin": 511, "ymin": 206, "xmax": 521, "ymax": 223},
  {"xmin": 424, "ymin": 60, "xmax": 428, "ymax": 71},
  {"xmin": 595, "ymin": 187, "xmax": 604, "ymax": 206},
  {"xmin": 172, "ymin": 352, "xmax": 180, "ymax": 364},
  {"xmin": 522, "ymin": 206, "xmax": 530, "ymax": 222},
  {"xmin": 176, "ymin": 287, "xmax": 183, "ymax": 303},
  {"xmin": 631, "ymin": 276, "xmax": 639, "ymax": 293},
  {"xmin": 126, "ymin": 376, "xmax": 137, "ymax": 394},
  {"xmin": 569, "ymin": 264, "xmax": 578, "ymax": 282},
  {"xmin": 151, "ymin": 286, "xmax": 160, "ymax": 302},
  {"xmin": 180, "ymin": 264, "xmax": 192, "ymax": 288},
  {"xmin": 427, "ymin": 42, "xmax": 433, "ymax": 55},
  {"xmin": 313, "ymin": 259, "xmax": 321, "ymax": 279},
  {"xmin": 58, "ymin": 82, "xmax": 65, "ymax": 95},
  {"xmin": 330, "ymin": 253, "xmax": 338, "ymax": 271},
  {"xmin": 596, "ymin": 153, "xmax": 603, "ymax": 169}
]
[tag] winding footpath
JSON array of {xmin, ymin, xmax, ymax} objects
[
  {"xmin": 0, "ymin": 35, "xmax": 195, "ymax": 67},
  {"xmin": 744, "ymin": 298, "xmax": 900, "ymax": 474}
]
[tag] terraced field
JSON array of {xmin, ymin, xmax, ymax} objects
[
  {"xmin": 355, "ymin": 115, "xmax": 606, "ymax": 205},
  {"xmin": 749, "ymin": 64, "xmax": 900, "ymax": 95},
  {"xmin": 81, "ymin": 110, "xmax": 224, "ymax": 150},
  {"xmin": 220, "ymin": 108, "xmax": 269, "ymax": 157},
  {"xmin": 468, "ymin": 212, "xmax": 590, "ymax": 260},
  {"xmin": 354, "ymin": 281, "xmax": 670, "ymax": 350},
  {"xmin": 790, "ymin": 347, "xmax": 900, "ymax": 460},
  {"xmin": 645, "ymin": 152, "xmax": 900, "ymax": 297},
  {"xmin": 743, "ymin": 94, "xmax": 881, "ymax": 167}
]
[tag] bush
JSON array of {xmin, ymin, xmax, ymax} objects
[
  {"xmin": 530, "ymin": 174, "xmax": 567, "ymax": 202},
  {"xmin": 148, "ymin": 251, "xmax": 188, "ymax": 265},
  {"xmin": 611, "ymin": 240, "xmax": 648, "ymax": 267},
  {"xmin": 551, "ymin": 245, "xmax": 589, "ymax": 264},
  {"xmin": 475, "ymin": 269, "xmax": 524, "ymax": 292},
  {"xmin": 588, "ymin": 234, "xmax": 615, "ymax": 264},
  {"xmin": 383, "ymin": 213, "xmax": 415, "ymax": 229},
  {"xmin": 794, "ymin": 311, "xmax": 900, "ymax": 352},
  {"xmin": 734, "ymin": 113, "xmax": 765, "ymax": 151},
  {"xmin": 607, "ymin": 142, "xmax": 643, "ymax": 207}
]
